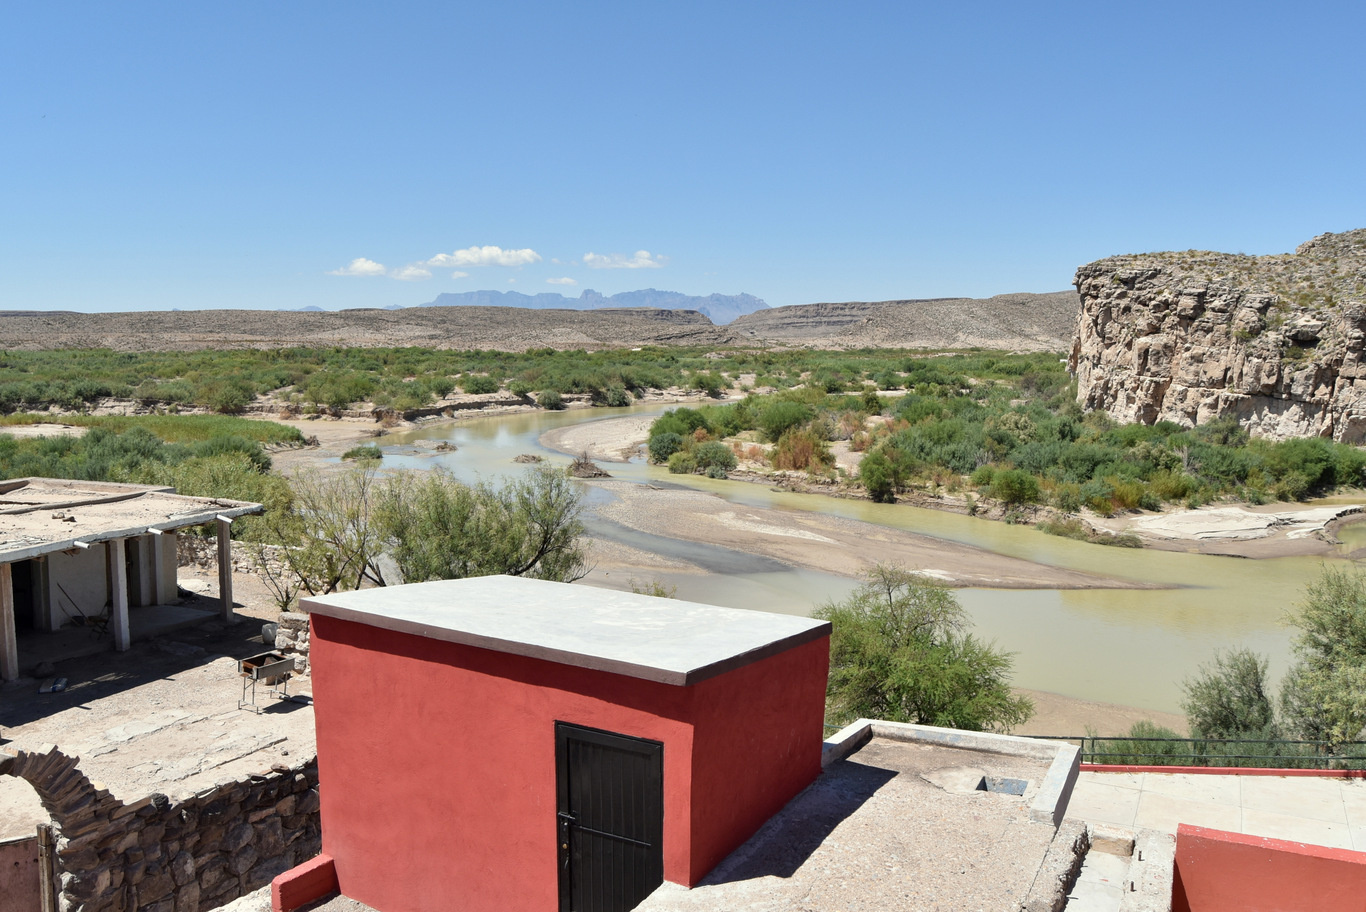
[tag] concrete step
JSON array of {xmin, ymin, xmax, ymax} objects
[{"xmin": 1063, "ymin": 824, "xmax": 1175, "ymax": 912}]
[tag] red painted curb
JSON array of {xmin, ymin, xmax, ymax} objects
[{"xmin": 272, "ymin": 853, "xmax": 338, "ymax": 912}]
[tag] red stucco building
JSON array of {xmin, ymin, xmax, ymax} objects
[{"xmin": 276, "ymin": 576, "xmax": 831, "ymax": 912}]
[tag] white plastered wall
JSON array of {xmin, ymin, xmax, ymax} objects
[{"xmin": 45, "ymin": 546, "xmax": 111, "ymax": 627}]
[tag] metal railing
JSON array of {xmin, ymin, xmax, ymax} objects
[{"xmin": 1027, "ymin": 735, "xmax": 1366, "ymax": 770}]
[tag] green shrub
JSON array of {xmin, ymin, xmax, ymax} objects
[
  {"xmin": 666, "ymin": 451, "xmax": 697, "ymax": 474},
  {"xmin": 537, "ymin": 390, "xmax": 565, "ymax": 410},
  {"xmin": 970, "ymin": 465, "xmax": 995, "ymax": 487},
  {"xmin": 647, "ymin": 432, "xmax": 684, "ymax": 464},
  {"xmin": 1090, "ymin": 720, "xmax": 1188, "ymax": 766},
  {"xmin": 1052, "ymin": 482, "xmax": 1082, "ymax": 513},
  {"xmin": 860, "ymin": 450, "xmax": 897, "ymax": 503},
  {"xmin": 693, "ymin": 441, "xmax": 738, "ymax": 475},
  {"xmin": 603, "ymin": 385, "xmax": 632, "ymax": 407},
  {"xmin": 462, "ymin": 375, "xmax": 500, "ymax": 395},
  {"xmin": 652, "ymin": 407, "xmax": 709, "ymax": 438},
  {"xmin": 342, "ymin": 444, "xmax": 383, "ymax": 461},
  {"xmin": 988, "ymin": 469, "xmax": 1039, "ymax": 505},
  {"xmin": 757, "ymin": 401, "xmax": 812, "ymax": 443}
]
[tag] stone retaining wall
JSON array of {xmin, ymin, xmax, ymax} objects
[
  {"xmin": 0, "ymin": 747, "xmax": 320, "ymax": 912},
  {"xmin": 272, "ymin": 612, "xmax": 311, "ymax": 674},
  {"xmin": 178, "ymin": 537, "xmax": 288, "ymax": 581}
]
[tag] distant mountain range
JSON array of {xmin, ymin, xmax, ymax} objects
[{"xmin": 416, "ymin": 288, "xmax": 768, "ymax": 325}]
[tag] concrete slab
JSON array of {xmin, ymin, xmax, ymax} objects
[
  {"xmin": 302, "ymin": 575, "xmax": 829, "ymax": 685},
  {"xmin": 1333, "ymin": 775, "xmax": 1366, "ymax": 824},
  {"xmin": 636, "ymin": 736, "xmax": 1058, "ymax": 912},
  {"xmin": 1240, "ymin": 807, "xmax": 1355, "ymax": 849},
  {"xmin": 1238, "ymin": 775, "xmax": 1349, "ymax": 823},
  {"xmin": 1066, "ymin": 876, "xmax": 1124, "ymax": 912},
  {"xmin": 1138, "ymin": 772, "xmax": 1241, "ymax": 807},
  {"xmin": 1072, "ymin": 772, "xmax": 1366, "ymax": 855},
  {"xmin": 1134, "ymin": 791, "xmax": 1243, "ymax": 834},
  {"xmin": 1065, "ymin": 781, "xmax": 1142, "ymax": 828}
]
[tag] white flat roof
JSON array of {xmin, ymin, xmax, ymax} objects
[
  {"xmin": 0, "ymin": 478, "xmax": 264, "ymax": 561},
  {"xmin": 301, "ymin": 576, "xmax": 830, "ymax": 685}
]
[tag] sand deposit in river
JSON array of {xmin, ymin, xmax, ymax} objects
[{"xmin": 589, "ymin": 479, "xmax": 1161, "ymax": 590}]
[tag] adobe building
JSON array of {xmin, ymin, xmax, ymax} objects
[
  {"xmin": 281, "ymin": 576, "xmax": 831, "ymax": 912},
  {"xmin": 0, "ymin": 477, "xmax": 263, "ymax": 681}
]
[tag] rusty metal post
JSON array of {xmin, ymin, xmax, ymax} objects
[{"xmin": 37, "ymin": 823, "xmax": 55, "ymax": 912}]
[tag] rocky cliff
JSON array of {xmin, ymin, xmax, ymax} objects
[{"xmin": 1070, "ymin": 229, "xmax": 1366, "ymax": 441}]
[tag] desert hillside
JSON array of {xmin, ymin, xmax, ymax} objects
[{"xmin": 0, "ymin": 291, "xmax": 1081, "ymax": 353}]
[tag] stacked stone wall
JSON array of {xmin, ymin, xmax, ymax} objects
[
  {"xmin": 0, "ymin": 746, "xmax": 320, "ymax": 912},
  {"xmin": 177, "ymin": 537, "xmax": 288, "ymax": 580},
  {"xmin": 272, "ymin": 612, "xmax": 311, "ymax": 674}
]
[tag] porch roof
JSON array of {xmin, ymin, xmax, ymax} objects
[{"xmin": 0, "ymin": 478, "xmax": 263, "ymax": 562}]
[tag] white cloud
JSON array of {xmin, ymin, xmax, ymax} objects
[
  {"xmin": 390, "ymin": 265, "xmax": 432, "ymax": 281},
  {"xmin": 450, "ymin": 271, "xmax": 469, "ymax": 279},
  {"xmin": 328, "ymin": 257, "xmax": 387, "ymax": 277},
  {"xmin": 427, "ymin": 245, "xmax": 542, "ymax": 268},
  {"xmin": 583, "ymin": 250, "xmax": 667, "ymax": 269},
  {"xmin": 547, "ymin": 277, "xmax": 577, "ymax": 286}
]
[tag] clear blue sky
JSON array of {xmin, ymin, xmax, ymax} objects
[{"xmin": 3, "ymin": 2, "xmax": 1363, "ymax": 312}]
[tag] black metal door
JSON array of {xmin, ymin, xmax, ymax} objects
[{"xmin": 556, "ymin": 722, "xmax": 664, "ymax": 912}]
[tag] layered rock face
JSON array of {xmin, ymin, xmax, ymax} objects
[{"xmin": 1070, "ymin": 229, "xmax": 1366, "ymax": 442}]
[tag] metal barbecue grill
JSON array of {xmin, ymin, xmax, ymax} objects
[{"xmin": 238, "ymin": 651, "xmax": 294, "ymax": 713}]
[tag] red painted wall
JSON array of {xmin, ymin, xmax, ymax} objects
[
  {"xmin": 309, "ymin": 614, "xmax": 827, "ymax": 912},
  {"xmin": 687, "ymin": 637, "xmax": 829, "ymax": 884},
  {"xmin": 1172, "ymin": 823, "xmax": 1366, "ymax": 912}
]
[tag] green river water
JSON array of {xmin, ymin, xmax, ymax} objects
[{"xmin": 375, "ymin": 405, "xmax": 1365, "ymax": 716}]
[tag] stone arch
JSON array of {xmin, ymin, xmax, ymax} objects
[
  {"xmin": 0, "ymin": 746, "xmax": 120, "ymax": 834},
  {"xmin": 2, "ymin": 746, "xmax": 323, "ymax": 912}
]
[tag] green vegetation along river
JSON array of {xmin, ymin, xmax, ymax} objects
[{"xmin": 379, "ymin": 404, "xmax": 1361, "ymax": 716}]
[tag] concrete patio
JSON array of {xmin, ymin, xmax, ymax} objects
[{"xmin": 1068, "ymin": 769, "xmax": 1366, "ymax": 851}]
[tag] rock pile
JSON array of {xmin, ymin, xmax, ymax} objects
[{"xmin": 1070, "ymin": 229, "xmax": 1366, "ymax": 441}]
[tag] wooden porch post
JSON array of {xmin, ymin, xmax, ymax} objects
[
  {"xmin": 0, "ymin": 562, "xmax": 17, "ymax": 682},
  {"xmin": 217, "ymin": 516, "xmax": 235, "ymax": 623},
  {"xmin": 109, "ymin": 538, "xmax": 130, "ymax": 652}
]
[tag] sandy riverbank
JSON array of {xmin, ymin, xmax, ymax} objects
[
  {"xmin": 541, "ymin": 415, "xmax": 1366, "ymax": 560},
  {"xmin": 587, "ymin": 479, "xmax": 1160, "ymax": 589}
]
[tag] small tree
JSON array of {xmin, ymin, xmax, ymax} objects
[
  {"xmin": 815, "ymin": 564, "xmax": 1032, "ymax": 732},
  {"xmin": 1181, "ymin": 648, "xmax": 1278, "ymax": 739},
  {"xmin": 1280, "ymin": 566, "xmax": 1366, "ymax": 745},
  {"xmin": 261, "ymin": 465, "xmax": 390, "ymax": 597},
  {"xmin": 859, "ymin": 450, "xmax": 896, "ymax": 503},
  {"xmin": 378, "ymin": 466, "xmax": 589, "ymax": 584}
]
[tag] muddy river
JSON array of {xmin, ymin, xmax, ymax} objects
[{"xmin": 375, "ymin": 405, "xmax": 1361, "ymax": 715}]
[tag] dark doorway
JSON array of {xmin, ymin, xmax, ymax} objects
[
  {"xmin": 555, "ymin": 722, "xmax": 664, "ymax": 912},
  {"xmin": 11, "ymin": 561, "xmax": 36, "ymax": 631}
]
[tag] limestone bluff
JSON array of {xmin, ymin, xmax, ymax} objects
[{"xmin": 1069, "ymin": 228, "xmax": 1366, "ymax": 442}]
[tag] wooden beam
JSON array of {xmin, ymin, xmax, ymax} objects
[
  {"xmin": 0, "ymin": 563, "xmax": 17, "ymax": 682},
  {"xmin": 217, "ymin": 517, "xmax": 235, "ymax": 623},
  {"xmin": 108, "ymin": 538, "xmax": 130, "ymax": 652}
]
